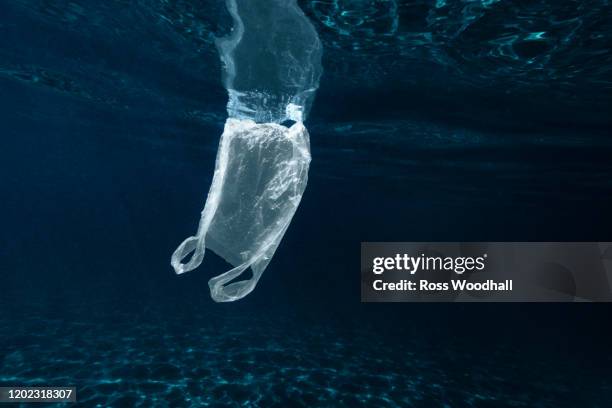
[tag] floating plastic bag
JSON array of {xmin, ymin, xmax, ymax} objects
[
  {"xmin": 171, "ymin": 118, "xmax": 311, "ymax": 302},
  {"xmin": 171, "ymin": 0, "xmax": 321, "ymax": 301}
]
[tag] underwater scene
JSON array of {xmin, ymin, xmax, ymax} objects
[{"xmin": 1, "ymin": 0, "xmax": 611, "ymax": 406}]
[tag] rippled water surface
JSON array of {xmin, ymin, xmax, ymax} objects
[{"xmin": 2, "ymin": 1, "xmax": 611, "ymax": 198}]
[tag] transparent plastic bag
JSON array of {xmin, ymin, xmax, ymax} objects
[{"xmin": 171, "ymin": 118, "xmax": 311, "ymax": 302}]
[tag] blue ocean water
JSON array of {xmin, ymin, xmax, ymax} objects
[{"xmin": 1, "ymin": 1, "xmax": 611, "ymax": 406}]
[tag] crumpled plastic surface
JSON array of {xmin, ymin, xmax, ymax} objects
[
  {"xmin": 171, "ymin": 118, "xmax": 311, "ymax": 302},
  {"xmin": 217, "ymin": 0, "xmax": 322, "ymax": 123}
]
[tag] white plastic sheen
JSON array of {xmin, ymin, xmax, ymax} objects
[
  {"xmin": 171, "ymin": 0, "xmax": 321, "ymax": 302},
  {"xmin": 217, "ymin": 0, "xmax": 322, "ymax": 123},
  {"xmin": 171, "ymin": 119, "xmax": 311, "ymax": 302}
]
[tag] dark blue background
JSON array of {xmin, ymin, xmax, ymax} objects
[{"xmin": 1, "ymin": 1, "xmax": 611, "ymax": 406}]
